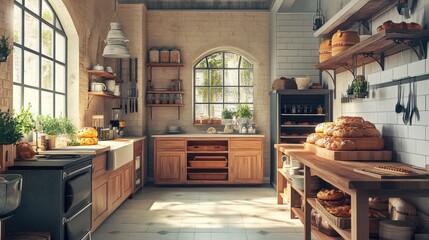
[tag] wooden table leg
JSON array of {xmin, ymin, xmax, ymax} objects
[
  {"xmin": 351, "ymin": 189, "xmax": 369, "ymax": 240},
  {"xmin": 277, "ymin": 171, "xmax": 284, "ymax": 204},
  {"xmin": 304, "ymin": 166, "xmax": 311, "ymax": 240}
]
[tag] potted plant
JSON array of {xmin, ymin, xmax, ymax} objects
[
  {"xmin": 14, "ymin": 104, "xmax": 36, "ymax": 142},
  {"xmin": 0, "ymin": 109, "xmax": 23, "ymax": 171},
  {"xmin": 0, "ymin": 36, "xmax": 13, "ymax": 62},
  {"xmin": 221, "ymin": 109, "xmax": 235, "ymax": 125},
  {"xmin": 36, "ymin": 115, "xmax": 62, "ymax": 149},
  {"xmin": 347, "ymin": 75, "xmax": 368, "ymax": 99},
  {"xmin": 236, "ymin": 104, "xmax": 253, "ymax": 124}
]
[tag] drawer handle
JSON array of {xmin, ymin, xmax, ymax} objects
[{"xmin": 62, "ymin": 203, "xmax": 92, "ymax": 224}]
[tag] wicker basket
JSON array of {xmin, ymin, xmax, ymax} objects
[{"xmin": 316, "ymin": 198, "xmax": 351, "ymax": 229}]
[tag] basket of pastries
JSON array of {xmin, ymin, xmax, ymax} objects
[
  {"xmin": 306, "ymin": 116, "xmax": 384, "ymax": 151},
  {"xmin": 77, "ymin": 127, "xmax": 98, "ymax": 145}
]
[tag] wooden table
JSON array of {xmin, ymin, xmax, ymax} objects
[{"xmin": 285, "ymin": 150, "xmax": 429, "ymax": 240}]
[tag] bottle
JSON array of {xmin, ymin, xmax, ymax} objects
[{"xmin": 317, "ymin": 105, "xmax": 324, "ymax": 114}]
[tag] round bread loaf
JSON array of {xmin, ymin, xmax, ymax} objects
[
  {"xmin": 315, "ymin": 122, "xmax": 334, "ymax": 133},
  {"xmin": 306, "ymin": 133, "xmax": 326, "ymax": 144},
  {"xmin": 315, "ymin": 137, "xmax": 332, "ymax": 147},
  {"xmin": 325, "ymin": 138, "xmax": 357, "ymax": 151},
  {"xmin": 317, "ymin": 189, "xmax": 344, "ymax": 201},
  {"xmin": 336, "ymin": 116, "xmax": 364, "ymax": 124},
  {"xmin": 363, "ymin": 128, "xmax": 381, "ymax": 137},
  {"xmin": 332, "ymin": 128, "xmax": 364, "ymax": 138}
]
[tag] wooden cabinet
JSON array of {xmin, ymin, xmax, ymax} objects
[
  {"xmin": 91, "ymin": 153, "xmax": 109, "ymax": 231},
  {"xmin": 153, "ymin": 136, "xmax": 264, "ymax": 185},
  {"xmin": 123, "ymin": 161, "xmax": 134, "ymax": 199},
  {"xmin": 108, "ymin": 168, "xmax": 123, "ymax": 212},
  {"xmin": 133, "ymin": 139, "xmax": 145, "ymax": 194},
  {"xmin": 155, "ymin": 151, "xmax": 186, "ymax": 184},
  {"xmin": 230, "ymin": 138, "xmax": 263, "ymax": 184}
]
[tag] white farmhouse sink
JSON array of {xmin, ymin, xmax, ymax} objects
[{"xmin": 101, "ymin": 141, "xmax": 134, "ymax": 170}]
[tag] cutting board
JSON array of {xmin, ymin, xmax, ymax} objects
[
  {"xmin": 354, "ymin": 166, "xmax": 429, "ymax": 179},
  {"xmin": 304, "ymin": 142, "xmax": 392, "ymax": 161}
]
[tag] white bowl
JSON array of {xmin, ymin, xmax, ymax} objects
[
  {"xmin": 168, "ymin": 125, "xmax": 179, "ymax": 132},
  {"xmin": 295, "ymin": 77, "xmax": 311, "ymax": 90}
]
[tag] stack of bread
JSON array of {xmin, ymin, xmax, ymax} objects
[
  {"xmin": 306, "ymin": 116, "xmax": 384, "ymax": 151},
  {"xmin": 77, "ymin": 127, "xmax": 98, "ymax": 145}
]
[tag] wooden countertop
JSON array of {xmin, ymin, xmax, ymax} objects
[
  {"xmin": 152, "ymin": 134, "xmax": 264, "ymax": 138},
  {"xmin": 287, "ymin": 150, "xmax": 429, "ymax": 193}
]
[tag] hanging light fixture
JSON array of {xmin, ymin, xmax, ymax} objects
[
  {"xmin": 313, "ymin": 0, "xmax": 325, "ymax": 31},
  {"xmin": 102, "ymin": 0, "xmax": 131, "ymax": 58}
]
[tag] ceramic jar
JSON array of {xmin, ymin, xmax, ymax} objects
[
  {"xmin": 319, "ymin": 39, "xmax": 332, "ymax": 62},
  {"xmin": 331, "ymin": 30, "xmax": 359, "ymax": 56},
  {"xmin": 149, "ymin": 47, "xmax": 160, "ymax": 63}
]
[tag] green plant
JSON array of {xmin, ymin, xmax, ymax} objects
[
  {"xmin": 347, "ymin": 75, "xmax": 368, "ymax": 97},
  {"xmin": 0, "ymin": 36, "xmax": 13, "ymax": 57},
  {"xmin": 221, "ymin": 109, "xmax": 235, "ymax": 119},
  {"xmin": 14, "ymin": 103, "xmax": 36, "ymax": 135},
  {"xmin": 0, "ymin": 109, "xmax": 23, "ymax": 145},
  {"xmin": 59, "ymin": 116, "xmax": 77, "ymax": 136},
  {"xmin": 36, "ymin": 115, "xmax": 62, "ymax": 136},
  {"xmin": 236, "ymin": 104, "xmax": 253, "ymax": 119}
]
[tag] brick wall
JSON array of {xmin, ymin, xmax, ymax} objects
[
  {"xmin": 275, "ymin": 13, "xmax": 319, "ymax": 83},
  {"xmin": 0, "ymin": 0, "xmax": 14, "ymax": 111},
  {"xmin": 147, "ymin": 11, "xmax": 271, "ymax": 178},
  {"xmin": 331, "ymin": 0, "xmax": 429, "ymax": 212}
]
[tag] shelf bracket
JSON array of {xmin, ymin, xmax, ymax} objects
[
  {"xmin": 322, "ymin": 69, "xmax": 336, "ymax": 99},
  {"xmin": 87, "ymin": 95, "xmax": 95, "ymax": 109},
  {"xmin": 393, "ymin": 39, "xmax": 427, "ymax": 60},
  {"xmin": 339, "ymin": 63, "xmax": 354, "ymax": 77},
  {"xmin": 362, "ymin": 52, "xmax": 385, "ymax": 71}
]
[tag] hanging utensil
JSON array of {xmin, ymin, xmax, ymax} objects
[
  {"xmin": 129, "ymin": 58, "xmax": 133, "ymax": 113},
  {"xmin": 410, "ymin": 79, "xmax": 420, "ymax": 125},
  {"xmin": 135, "ymin": 89, "xmax": 138, "ymax": 112},
  {"xmin": 403, "ymin": 80, "xmax": 412, "ymax": 124},
  {"xmin": 135, "ymin": 58, "xmax": 138, "ymax": 112},
  {"xmin": 395, "ymin": 83, "xmax": 403, "ymax": 113}
]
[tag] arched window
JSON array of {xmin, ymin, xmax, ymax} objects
[
  {"xmin": 13, "ymin": 0, "xmax": 67, "ymax": 117},
  {"xmin": 194, "ymin": 51, "xmax": 253, "ymax": 122}
]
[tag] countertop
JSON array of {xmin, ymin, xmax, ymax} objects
[
  {"xmin": 152, "ymin": 134, "xmax": 265, "ymax": 138},
  {"xmin": 10, "ymin": 154, "xmax": 94, "ymax": 169}
]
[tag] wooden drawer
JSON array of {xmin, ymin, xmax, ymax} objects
[
  {"xmin": 156, "ymin": 139, "xmax": 185, "ymax": 150},
  {"xmin": 230, "ymin": 139, "xmax": 262, "ymax": 150},
  {"xmin": 92, "ymin": 153, "xmax": 107, "ymax": 178}
]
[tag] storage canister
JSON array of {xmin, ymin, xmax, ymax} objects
[
  {"xmin": 169, "ymin": 48, "xmax": 181, "ymax": 63},
  {"xmin": 331, "ymin": 30, "xmax": 359, "ymax": 56},
  {"xmin": 160, "ymin": 48, "xmax": 170, "ymax": 63},
  {"xmin": 149, "ymin": 47, "xmax": 160, "ymax": 63},
  {"xmin": 319, "ymin": 39, "xmax": 332, "ymax": 62},
  {"xmin": 379, "ymin": 220, "xmax": 415, "ymax": 240}
]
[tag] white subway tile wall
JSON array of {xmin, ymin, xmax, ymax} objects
[{"xmin": 276, "ymin": 13, "xmax": 319, "ymax": 83}]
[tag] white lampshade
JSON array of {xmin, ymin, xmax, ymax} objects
[{"xmin": 102, "ymin": 22, "xmax": 131, "ymax": 58}]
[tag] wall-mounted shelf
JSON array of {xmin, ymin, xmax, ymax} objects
[
  {"xmin": 316, "ymin": 29, "xmax": 429, "ymax": 74},
  {"xmin": 146, "ymin": 104, "xmax": 185, "ymax": 120},
  {"xmin": 88, "ymin": 91, "xmax": 121, "ymax": 99},
  {"xmin": 146, "ymin": 63, "xmax": 184, "ymax": 68},
  {"xmin": 147, "ymin": 90, "xmax": 184, "ymax": 94},
  {"xmin": 87, "ymin": 70, "xmax": 124, "ymax": 83},
  {"xmin": 314, "ymin": 0, "xmax": 396, "ymax": 38}
]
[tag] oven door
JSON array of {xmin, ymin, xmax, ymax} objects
[
  {"xmin": 63, "ymin": 203, "xmax": 92, "ymax": 240},
  {"xmin": 64, "ymin": 163, "xmax": 92, "ymax": 215}
]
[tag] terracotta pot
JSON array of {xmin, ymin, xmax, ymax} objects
[
  {"xmin": 319, "ymin": 39, "xmax": 332, "ymax": 62},
  {"xmin": 331, "ymin": 30, "xmax": 359, "ymax": 56},
  {"xmin": 0, "ymin": 144, "xmax": 15, "ymax": 172}
]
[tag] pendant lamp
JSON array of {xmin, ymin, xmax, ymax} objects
[{"xmin": 102, "ymin": 0, "xmax": 130, "ymax": 58}]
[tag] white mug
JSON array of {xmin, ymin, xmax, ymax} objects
[
  {"xmin": 91, "ymin": 82, "xmax": 106, "ymax": 92},
  {"xmin": 113, "ymin": 85, "xmax": 120, "ymax": 96},
  {"xmin": 105, "ymin": 80, "xmax": 116, "ymax": 92}
]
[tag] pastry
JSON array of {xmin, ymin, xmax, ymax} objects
[
  {"xmin": 364, "ymin": 121, "xmax": 376, "ymax": 128},
  {"xmin": 335, "ymin": 116, "xmax": 364, "ymax": 124},
  {"xmin": 332, "ymin": 128, "xmax": 364, "ymax": 138},
  {"xmin": 408, "ymin": 22, "xmax": 422, "ymax": 30},
  {"xmin": 318, "ymin": 198, "xmax": 347, "ymax": 207},
  {"xmin": 16, "ymin": 142, "xmax": 36, "ymax": 159},
  {"xmin": 326, "ymin": 205, "xmax": 351, "ymax": 218},
  {"xmin": 363, "ymin": 128, "xmax": 381, "ymax": 137},
  {"xmin": 399, "ymin": 21, "xmax": 408, "ymax": 30},
  {"xmin": 315, "ymin": 137, "xmax": 332, "ymax": 147},
  {"xmin": 317, "ymin": 189, "xmax": 344, "ymax": 201},
  {"xmin": 325, "ymin": 138, "xmax": 356, "ymax": 151},
  {"xmin": 315, "ymin": 122, "xmax": 334, "ymax": 133},
  {"xmin": 382, "ymin": 20, "xmax": 394, "ymax": 30},
  {"xmin": 323, "ymin": 125, "xmax": 336, "ymax": 136},
  {"xmin": 306, "ymin": 133, "xmax": 325, "ymax": 144}
]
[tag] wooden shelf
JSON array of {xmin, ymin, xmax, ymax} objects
[
  {"xmin": 147, "ymin": 90, "xmax": 184, "ymax": 94},
  {"xmin": 88, "ymin": 91, "xmax": 121, "ymax": 99},
  {"xmin": 187, "ymin": 167, "xmax": 228, "ymax": 170},
  {"xmin": 314, "ymin": 0, "xmax": 396, "ymax": 38},
  {"xmin": 87, "ymin": 70, "xmax": 123, "ymax": 83},
  {"xmin": 278, "ymin": 168, "xmax": 290, "ymax": 181},
  {"xmin": 281, "ymin": 114, "xmax": 326, "ymax": 116},
  {"xmin": 308, "ymin": 198, "xmax": 351, "ymax": 240},
  {"xmin": 146, "ymin": 104, "xmax": 184, "ymax": 107},
  {"xmin": 280, "ymin": 136, "xmax": 308, "ymax": 139},
  {"xmin": 316, "ymin": 29, "xmax": 429, "ymax": 73},
  {"xmin": 281, "ymin": 125, "xmax": 317, "ymax": 128},
  {"xmin": 187, "ymin": 151, "xmax": 229, "ymax": 154},
  {"xmin": 292, "ymin": 207, "xmax": 343, "ymax": 240},
  {"xmin": 147, "ymin": 63, "xmax": 184, "ymax": 67}
]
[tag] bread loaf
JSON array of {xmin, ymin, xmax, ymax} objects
[
  {"xmin": 315, "ymin": 122, "xmax": 334, "ymax": 133},
  {"xmin": 16, "ymin": 142, "xmax": 36, "ymax": 159},
  {"xmin": 306, "ymin": 133, "xmax": 325, "ymax": 144}
]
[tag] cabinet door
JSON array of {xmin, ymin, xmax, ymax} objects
[
  {"xmin": 230, "ymin": 150, "xmax": 263, "ymax": 184},
  {"xmin": 92, "ymin": 179, "xmax": 109, "ymax": 230},
  {"xmin": 108, "ymin": 169, "xmax": 123, "ymax": 212},
  {"xmin": 155, "ymin": 151, "xmax": 186, "ymax": 184},
  {"xmin": 123, "ymin": 162, "xmax": 134, "ymax": 200}
]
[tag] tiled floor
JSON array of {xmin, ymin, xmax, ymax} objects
[{"xmin": 92, "ymin": 185, "xmax": 309, "ymax": 240}]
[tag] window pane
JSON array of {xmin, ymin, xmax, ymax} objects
[
  {"xmin": 195, "ymin": 87, "xmax": 208, "ymax": 103},
  {"xmin": 41, "ymin": 57, "xmax": 53, "ymax": 90},
  {"xmin": 55, "ymin": 94, "xmax": 66, "ymax": 117},
  {"xmin": 41, "ymin": 91, "xmax": 53, "ymax": 116},
  {"xmin": 24, "ymin": 51, "xmax": 40, "ymax": 87},
  {"xmin": 24, "ymin": 87, "xmax": 39, "ymax": 116},
  {"xmin": 225, "ymin": 70, "xmax": 238, "ymax": 86},
  {"xmin": 225, "ymin": 52, "xmax": 239, "ymax": 68},
  {"xmin": 55, "ymin": 17, "xmax": 63, "ymax": 31},
  {"xmin": 13, "ymin": 48, "xmax": 22, "ymax": 83},
  {"xmin": 195, "ymin": 104, "xmax": 208, "ymax": 119},
  {"xmin": 240, "ymin": 87, "xmax": 253, "ymax": 103},
  {"xmin": 13, "ymin": 6, "xmax": 22, "ymax": 44},
  {"xmin": 207, "ymin": 52, "xmax": 223, "ymax": 68},
  {"xmin": 195, "ymin": 58, "xmax": 207, "ymax": 68},
  {"xmin": 24, "ymin": 12, "xmax": 40, "ymax": 51},
  {"xmin": 25, "ymin": 0, "xmax": 40, "ymax": 15},
  {"xmin": 55, "ymin": 32, "xmax": 66, "ymax": 63},
  {"xmin": 55, "ymin": 63, "xmax": 66, "ymax": 93},
  {"xmin": 224, "ymin": 87, "xmax": 238, "ymax": 103},
  {"xmin": 42, "ymin": 0, "xmax": 54, "ymax": 24},
  {"xmin": 13, "ymin": 85, "xmax": 22, "ymax": 112},
  {"xmin": 210, "ymin": 87, "xmax": 223, "ymax": 103},
  {"xmin": 16, "ymin": 0, "xmax": 22, "ymax": 4},
  {"xmin": 210, "ymin": 70, "xmax": 222, "ymax": 86},
  {"xmin": 42, "ymin": 23, "xmax": 54, "ymax": 57},
  {"xmin": 240, "ymin": 69, "xmax": 253, "ymax": 86},
  {"xmin": 195, "ymin": 70, "xmax": 208, "ymax": 86},
  {"xmin": 240, "ymin": 56, "xmax": 253, "ymax": 68},
  {"xmin": 211, "ymin": 104, "xmax": 223, "ymax": 118},
  {"xmin": 224, "ymin": 104, "xmax": 238, "ymax": 113}
]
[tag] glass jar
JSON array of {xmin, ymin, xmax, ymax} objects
[
  {"xmin": 147, "ymin": 94, "xmax": 154, "ymax": 104},
  {"xmin": 175, "ymin": 94, "xmax": 183, "ymax": 104},
  {"xmin": 154, "ymin": 94, "xmax": 161, "ymax": 104},
  {"xmin": 161, "ymin": 94, "xmax": 168, "ymax": 104},
  {"xmin": 168, "ymin": 94, "xmax": 175, "ymax": 104}
]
